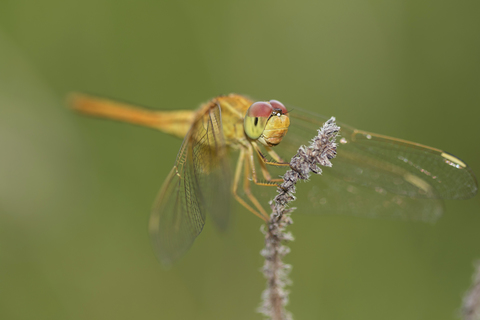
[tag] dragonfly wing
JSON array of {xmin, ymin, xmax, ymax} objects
[
  {"xmin": 295, "ymin": 171, "xmax": 445, "ymax": 222},
  {"xmin": 333, "ymin": 129, "xmax": 477, "ymax": 199},
  {"xmin": 192, "ymin": 104, "xmax": 232, "ymax": 231},
  {"xmin": 149, "ymin": 103, "xmax": 231, "ymax": 265},
  {"xmin": 275, "ymin": 107, "xmax": 477, "ymax": 220}
]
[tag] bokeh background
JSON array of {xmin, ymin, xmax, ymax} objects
[{"xmin": 1, "ymin": 1, "xmax": 479, "ymax": 319}]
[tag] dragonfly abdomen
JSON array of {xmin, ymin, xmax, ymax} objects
[{"xmin": 70, "ymin": 93, "xmax": 195, "ymax": 138}]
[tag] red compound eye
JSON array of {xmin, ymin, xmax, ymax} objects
[
  {"xmin": 269, "ymin": 100, "xmax": 287, "ymax": 114},
  {"xmin": 247, "ymin": 101, "xmax": 273, "ymax": 118}
]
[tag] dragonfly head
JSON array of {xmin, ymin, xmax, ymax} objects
[{"xmin": 244, "ymin": 100, "xmax": 290, "ymax": 147}]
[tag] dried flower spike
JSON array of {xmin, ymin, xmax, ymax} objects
[
  {"xmin": 462, "ymin": 261, "xmax": 480, "ymax": 320},
  {"xmin": 259, "ymin": 117, "xmax": 339, "ymax": 320}
]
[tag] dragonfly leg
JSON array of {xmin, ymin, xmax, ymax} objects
[
  {"xmin": 242, "ymin": 148, "xmax": 271, "ymax": 220},
  {"xmin": 249, "ymin": 143, "xmax": 284, "ymax": 185},
  {"xmin": 251, "ymin": 142, "xmax": 290, "ymax": 167},
  {"xmin": 265, "ymin": 146, "xmax": 289, "ymax": 165},
  {"xmin": 255, "ymin": 150, "xmax": 284, "ymax": 184},
  {"xmin": 232, "ymin": 149, "xmax": 269, "ymax": 221}
]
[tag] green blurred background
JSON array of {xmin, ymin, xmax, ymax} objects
[{"xmin": 1, "ymin": 1, "xmax": 479, "ymax": 319}]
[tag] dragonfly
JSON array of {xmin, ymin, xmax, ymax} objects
[{"xmin": 70, "ymin": 93, "xmax": 478, "ymax": 265}]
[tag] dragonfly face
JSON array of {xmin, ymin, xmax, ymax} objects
[{"xmin": 244, "ymin": 100, "xmax": 290, "ymax": 147}]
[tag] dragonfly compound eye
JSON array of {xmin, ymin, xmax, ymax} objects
[
  {"xmin": 244, "ymin": 101, "xmax": 273, "ymax": 140},
  {"xmin": 269, "ymin": 100, "xmax": 288, "ymax": 115}
]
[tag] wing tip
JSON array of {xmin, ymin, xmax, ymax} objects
[{"xmin": 441, "ymin": 151, "xmax": 478, "ymax": 199}]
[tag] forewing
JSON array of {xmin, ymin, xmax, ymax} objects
[
  {"xmin": 275, "ymin": 108, "xmax": 477, "ymax": 221},
  {"xmin": 149, "ymin": 104, "xmax": 231, "ymax": 265},
  {"xmin": 190, "ymin": 104, "xmax": 231, "ymax": 231}
]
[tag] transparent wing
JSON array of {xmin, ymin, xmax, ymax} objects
[
  {"xmin": 149, "ymin": 104, "xmax": 231, "ymax": 265},
  {"xmin": 294, "ymin": 172, "xmax": 445, "ymax": 222},
  {"xmin": 274, "ymin": 108, "xmax": 478, "ymax": 221}
]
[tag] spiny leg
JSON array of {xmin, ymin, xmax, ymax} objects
[
  {"xmin": 265, "ymin": 145, "xmax": 289, "ymax": 165},
  {"xmin": 231, "ymin": 149, "xmax": 268, "ymax": 221},
  {"xmin": 255, "ymin": 149, "xmax": 283, "ymax": 184},
  {"xmin": 248, "ymin": 143, "xmax": 285, "ymax": 186},
  {"xmin": 242, "ymin": 148, "xmax": 270, "ymax": 220},
  {"xmin": 251, "ymin": 142, "xmax": 290, "ymax": 167}
]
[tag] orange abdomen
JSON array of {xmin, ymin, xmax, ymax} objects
[{"xmin": 69, "ymin": 93, "xmax": 195, "ymax": 139}]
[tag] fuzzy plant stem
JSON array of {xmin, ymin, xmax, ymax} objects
[
  {"xmin": 462, "ymin": 261, "xmax": 480, "ymax": 320},
  {"xmin": 258, "ymin": 117, "xmax": 340, "ymax": 320}
]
